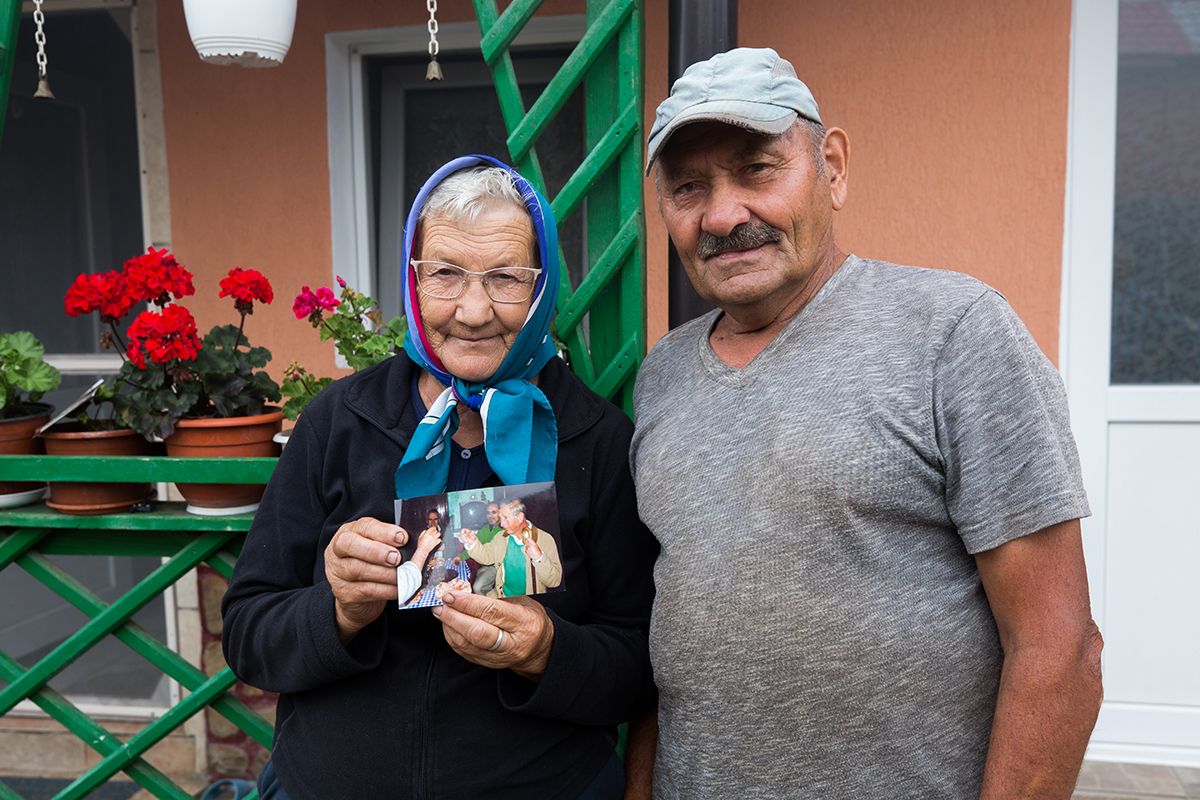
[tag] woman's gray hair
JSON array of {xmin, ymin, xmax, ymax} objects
[{"xmin": 418, "ymin": 166, "xmax": 531, "ymax": 224}]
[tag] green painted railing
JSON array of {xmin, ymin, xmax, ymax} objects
[
  {"xmin": 473, "ymin": 0, "xmax": 646, "ymax": 414},
  {"xmin": 0, "ymin": 0, "xmax": 21, "ymax": 150},
  {"xmin": 0, "ymin": 455, "xmax": 274, "ymax": 800}
]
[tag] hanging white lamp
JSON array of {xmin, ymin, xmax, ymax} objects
[{"xmin": 182, "ymin": 0, "xmax": 297, "ymax": 68}]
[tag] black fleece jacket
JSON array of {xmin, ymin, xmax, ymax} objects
[{"xmin": 221, "ymin": 354, "xmax": 658, "ymax": 800}]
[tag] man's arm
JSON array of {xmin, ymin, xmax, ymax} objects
[
  {"xmin": 623, "ymin": 707, "xmax": 657, "ymax": 800},
  {"xmin": 975, "ymin": 518, "xmax": 1103, "ymax": 800}
]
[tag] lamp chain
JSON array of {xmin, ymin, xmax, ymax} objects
[
  {"xmin": 425, "ymin": 0, "xmax": 443, "ymax": 81},
  {"xmin": 32, "ymin": 0, "xmax": 54, "ymax": 98}
]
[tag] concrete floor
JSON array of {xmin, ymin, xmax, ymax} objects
[
  {"xmin": 6, "ymin": 758, "xmax": 1199, "ymax": 798},
  {"xmin": 1075, "ymin": 761, "xmax": 1200, "ymax": 799}
]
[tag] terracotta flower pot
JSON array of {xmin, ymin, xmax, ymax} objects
[
  {"xmin": 0, "ymin": 403, "xmax": 52, "ymax": 502},
  {"xmin": 165, "ymin": 409, "xmax": 282, "ymax": 515},
  {"xmin": 40, "ymin": 424, "xmax": 153, "ymax": 515}
]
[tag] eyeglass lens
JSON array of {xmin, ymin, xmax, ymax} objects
[{"xmin": 415, "ymin": 262, "xmax": 539, "ymax": 303}]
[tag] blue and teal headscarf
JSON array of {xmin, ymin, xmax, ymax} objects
[{"xmin": 394, "ymin": 155, "xmax": 560, "ymax": 498}]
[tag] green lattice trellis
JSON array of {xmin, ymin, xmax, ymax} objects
[
  {"xmin": 474, "ymin": 0, "xmax": 646, "ymax": 413},
  {"xmin": 0, "ymin": 457, "xmax": 275, "ymax": 800}
]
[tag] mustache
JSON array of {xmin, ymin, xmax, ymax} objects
[{"xmin": 696, "ymin": 223, "xmax": 782, "ymax": 259}]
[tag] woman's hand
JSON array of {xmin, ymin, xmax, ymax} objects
[
  {"xmin": 415, "ymin": 526, "xmax": 442, "ymax": 559},
  {"xmin": 432, "ymin": 591, "xmax": 554, "ymax": 681},
  {"xmin": 324, "ymin": 517, "xmax": 408, "ymax": 644}
]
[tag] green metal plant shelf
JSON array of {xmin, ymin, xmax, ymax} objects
[{"xmin": 0, "ymin": 455, "xmax": 275, "ymax": 800}]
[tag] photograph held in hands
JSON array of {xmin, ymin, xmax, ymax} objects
[{"xmin": 393, "ymin": 481, "xmax": 563, "ymax": 609}]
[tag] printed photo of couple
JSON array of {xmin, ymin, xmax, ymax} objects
[{"xmin": 393, "ymin": 481, "xmax": 564, "ymax": 609}]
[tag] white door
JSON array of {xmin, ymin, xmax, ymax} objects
[{"xmin": 1064, "ymin": 0, "xmax": 1200, "ymax": 767}]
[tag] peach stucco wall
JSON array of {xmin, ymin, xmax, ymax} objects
[
  {"xmin": 643, "ymin": 1, "xmax": 671, "ymax": 348},
  {"xmin": 736, "ymin": 0, "xmax": 1073, "ymax": 361},
  {"xmin": 156, "ymin": 0, "xmax": 587, "ymax": 380},
  {"xmin": 157, "ymin": 1, "xmax": 1071, "ymax": 366}
]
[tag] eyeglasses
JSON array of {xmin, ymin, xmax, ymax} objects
[{"xmin": 411, "ymin": 260, "xmax": 541, "ymax": 304}]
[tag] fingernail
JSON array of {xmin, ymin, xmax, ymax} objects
[
  {"xmin": 443, "ymin": 592, "xmax": 455, "ymax": 604},
  {"xmin": 394, "ymin": 530, "xmax": 405, "ymax": 544},
  {"xmin": 431, "ymin": 606, "xmax": 442, "ymax": 617},
  {"xmin": 386, "ymin": 551, "xmax": 399, "ymax": 565}
]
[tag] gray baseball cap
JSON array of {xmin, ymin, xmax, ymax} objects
[{"xmin": 646, "ymin": 47, "xmax": 822, "ymax": 174}]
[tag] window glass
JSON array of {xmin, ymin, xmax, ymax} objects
[
  {"xmin": 1111, "ymin": 0, "xmax": 1200, "ymax": 383},
  {"xmin": 0, "ymin": 10, "xmax": 143, "ymax": 356}
]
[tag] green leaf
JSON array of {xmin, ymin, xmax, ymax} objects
[
  {"xmin": 282, "ymin": 395, "xmax": 307, "ymax": 421},
  {"xmin": 11, "ymin": 358, "xmax": 62, "ymax": 395},
  {"xmin": 2, "ymin": 331, "xmax": 45, "ymax": 362},
  {"xmin": 0, "ymin": 331, "xmax": 60, "ymax": 410}
]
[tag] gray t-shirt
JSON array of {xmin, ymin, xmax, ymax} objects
[{"xmin": 630, "ymin": 255, "xmax": 1090, "ymax": 799}]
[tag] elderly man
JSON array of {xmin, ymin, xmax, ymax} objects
[
  {"xmin": 627, "ymin": 48, "xmax": 1102, "ymax": 799},
  {"xmin": 462, "ymin": 499, "xmax": 563, "ymax": 598}
]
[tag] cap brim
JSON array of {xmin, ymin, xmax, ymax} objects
[{"xmin": 645, "ymin": 101, "xmax": 799, "ymax": 174}]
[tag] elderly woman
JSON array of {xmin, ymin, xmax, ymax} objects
[{"xmin": 221, "ymin": 156, "xmax": 657, "ymax": 799}]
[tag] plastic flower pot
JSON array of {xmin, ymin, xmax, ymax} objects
[
  {"xmin": 0, "ymin": 403, "xmax": 52, "ymax": 505},
  {"xmin": 40, "ymin": 424, "xmax": 153, "ymax": 515},
  {"xmin": 164, "ymin": 409, "xmax": 282, "ymax": 515}
]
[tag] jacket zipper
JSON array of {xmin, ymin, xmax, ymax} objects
[{"xmin": 417, "ymin": 647, "xmax": 437, "ymax": 799}]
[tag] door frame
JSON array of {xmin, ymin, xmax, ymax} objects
[{"xmin": 1062, "ymin": 0, "xmax": 1200, "ymax": 766}]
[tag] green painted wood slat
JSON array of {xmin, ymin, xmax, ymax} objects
[
  {"xmin": 550, "ymin": 97, "xmax": 639, "ymax": 223},
  {"xmin": 505, "ymin": 0, "xmax": 635, "ymax": 163},
  {"xmin": 0, "ymin": 527, "xmax": 45, "ymax": 569},
  {"xmin": 56, "ymin": 669, "xmax": 239, "ymax": 799},
  {"xmin": 0, "ymin": 455, "xmax": 277, "ymax": 484},
  {"xmin": 591, "ymin": 333, "xmax": 640, "ymax": 401},
  {"xmin": 0, "ymin": 653, "xmax": 194, "ymax": 800},
  {"xmin": 556, "ymin": 212, "xmax": 640, "ymax": 338},
  {"xmin": 0, "ymin": 0, "xmax": 21, "ymax": 149},
  {"xmin": 478, "ymin": 0, "xmax": 543, "ymax": 65},
  {"xmin": 0, "ymin": 504, "xmax": 254, "ymax": 532},
  {"xmin": 0, "ymin": 533, "xmax": 230, "ymax": 715},
  {"xmin": 19, "ymin": 551, "xmax": 273, "ymax": 747}
]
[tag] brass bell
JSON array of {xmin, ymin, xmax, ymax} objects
[
  {"xmin": 425, "ymin": 58, "xmax": 443, "ymax": 82},
  {"xmin": 33, "ymin": 74, "xmax": 55, "ymax": 100}
]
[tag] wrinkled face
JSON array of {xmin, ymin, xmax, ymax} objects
[
  {"xmin": 499, "ymin": 506, "xmax": 525, "ymax": 535},
  {"xmin": 416, "ymin": 205, "xmax": 537, "ymax": 382},
  {"xmin": 486, "ymin": 503, "xmax": 500, "ymax": 525},
  {"xmin": 655, "ymin": 122, "xmax": 836, "ymax": 314}
]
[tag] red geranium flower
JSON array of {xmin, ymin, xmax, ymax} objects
[
  {"xmin": 125, "ymin": 247, "xmax": 194, "ymax": 306},
  {"xmin": 97, "ymin": 271, "xmax": 134, "ymax": 322},
  {"xmin": 125, "ymin": 305, "xmax": 201, "ymax": 369},
  {"xmin": 65, "ymin": 273, "xmax": 105, "ymax": 317},
  {"xmin": 292, "ymin": 285, "xmax": 340, "ymax": 321},
  {"xmin": 65, "ymin": 270, "xmax": 135, "ymax": 323},
  {"xmin": 220, "ymin": 267, "xmax": 274, "ymax": 314}
]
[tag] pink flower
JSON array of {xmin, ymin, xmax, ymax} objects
[
  {"xmin": 336, "ymin": 275, "xmax": 348, "ymax": 289},
  {"xmin": 292, "ymin": 285, "xmax": 340, "ymax": 321}
]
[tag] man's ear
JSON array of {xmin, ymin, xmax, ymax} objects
[{"xmin": 823, "ymin": 127, "xmax": 850, "ymax": 211}]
